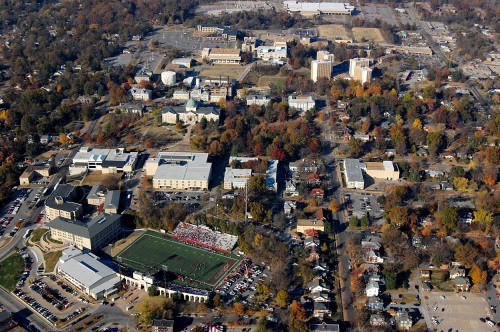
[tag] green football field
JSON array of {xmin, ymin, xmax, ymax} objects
[{"xmin": 116, "ymin": 230, "xmax": 241, "ymax": 289}]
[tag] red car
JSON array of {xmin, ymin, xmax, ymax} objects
[{"xmin": 35, "ymin": 215, "xmax": 43, "ymax": 223}]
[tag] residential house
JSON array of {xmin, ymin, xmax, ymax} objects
[
  {"xmin": 370, "ymin": 314, "xmax": 387, "ymax": 326},
  {"xmin": 129, "ymin": 88, "xmax": 152, "ymax": 101},
  {"xmin": 285, "ymin": 180, "xmax": 299, "ymax": 196},
  {"xmin": 420, "ymin": 270, "xmax": 431, "ymax": 279},
  {"xmin": 311, "ymin": 292, "xmax": 330, "ymax": 303},
  {"xmin": 304, "ymin": 236, "xmax": 320, "ymax": 249},
  {"xmin": 313, "ymin": 260, "xmax": 329, "ymax": 273},
  {"xmin": 40, "ymin": 135, "xmax": 52, "ymax": 144},
  {"xmin": 311, "ymin": 188, "xmax": 325, "ymax": 198},
  {"xmin": 395, "ymin": 312, "xmax": 413, "ymax": 329},
  {"xmin": 366, "ymin": 296, "xmax": 384, "ymax": 311},
  {"xmin": 450, "ymin": 266, "xmax": 466, "ymax": 279},
  {"xmin": 308, "ymin": 278, "xmax": 330, "ymax": 293},
  {"xmin": 422, "ymin": 281, "xmax": 432, "ymax": 292},
  {"xmin": 297, "ymin": 218, "xmax": 324, "ymax": 233},
  {"xmin": 451, "ymin": 277, "xmax": 471, "ymax": 291},
  {"xmin": 365, "ymin": 281, "xmax": 379, "ymax": 297},
  {"xmin": 313, "ymin": 302, "xmax": 331, "ymax": 317},
  {"xmin": 365, "ymin": 250, "xmax": 384, "ymax": 264},
  {"xmin": 284, "ymin": 201, "xmax": 296, "ymax": 215}
]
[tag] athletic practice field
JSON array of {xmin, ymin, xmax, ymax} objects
[{"xmin": 116, "ymin": 230, "xmax": 241, "ymax": 289}]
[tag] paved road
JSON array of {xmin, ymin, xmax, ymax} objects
[{"xmin": 406, "ymin": 6, "xmax": 488, "ymax": 108}]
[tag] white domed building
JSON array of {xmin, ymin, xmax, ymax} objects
[{"xmin": 161, "ymin": 99, "xmax": 220, "ymax": 125}]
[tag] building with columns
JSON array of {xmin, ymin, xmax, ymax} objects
[{"xmin": 162, "ymin": 99, "xmax": 220, "ymax": 125}]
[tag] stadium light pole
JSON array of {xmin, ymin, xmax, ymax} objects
[{"xmin": 244, "ymin": 182, "xmax": 248, "ymax": 223}]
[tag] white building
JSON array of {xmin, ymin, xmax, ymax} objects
[
  {"xmin": 283, "ymin": 1, "xmax": 354, "ymax": 16},
  {"xmin": 129, "ymin": 88, "xmax": 152, "ymax": 101},
  {"xmin": 171, "ymin": 57, "xmax": 192, "ymax": 68},
  {"xmin": 344, "ymin": 158, "xmax": 365, "ymax": 189},
  {"xmin": 365, "ymin": 281, "xmax": 379, "ymax": 297},
  {"xmin": 311, "ymin": 60, "xmax": 332, "ymax": 82},
  {"xmin": 256, "ymin": 45, "xmax": 287, "ymax": 61},
  {"xmin": 70, "ymin": 147, "xmax": 138, "ymax": 174},
  {"xmin": 288, "ymin": 95, "xmax": 315, "ymax": 113},
  {"xmin": 162, "ymin": 99, "xmax": 220, "ymax": 125},
  {"xmin": 344, "ymin": 159, "xmax": 399, "ymax": 189},
  {"xmin": 57, "ymin": 247, "xmax": 120, "ymax": 299},
  {"xmin": 173, "ymin": 90, "xmax": 190, "ymax": 101},
  {"xmin": 246, "ymin": 95, "xmax": 272, "ymax": 106},
  {"xmin": 223, "ymin": 167, "xmax": 252, "ymax": 190},
  {"xmin": 146, "ymin": 152, "xmax": 212, "ymax": 191}
]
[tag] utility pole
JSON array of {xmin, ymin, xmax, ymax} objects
[{"xmin": 244, "ymin": 182, "xmax": 248, "ymax": 223}]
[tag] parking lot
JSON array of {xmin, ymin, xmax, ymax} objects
[
  {"xmin": 423, "ymin": 292, "xmax": 498, "ymax": 331},
  {"xmin": 16, "ymin": 274, "xmax": 89, "ymax": 326},
  {"xmin": 343, "ymin": 192, "xmax": 384, "ymax": 221},
  {"xmin": 153, "ymin": 191, "xmax": 202, "ymax": 210},
  {"xmin": 0, "ymin": 187, "xmax": 44, "ymax": 241}
]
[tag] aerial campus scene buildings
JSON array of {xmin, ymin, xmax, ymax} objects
[{"xmin": 0, "ymin": 0, "xmax": 498, "ymax": 332}]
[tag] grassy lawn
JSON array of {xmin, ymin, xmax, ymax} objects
[
  {"xmin": 31, "ymin": 228, "xmax": 48, "ymax": 243},
  {"xmin": 44, "ymin": 250, "xmax": 63, "ymax": 273},
  {"xmin": 0, "ymin": 253, "xmax": 25, "ymax": 291},
  {"xmin": 257, "ymin": 76, "xmax": 285, "ymax": 88},
  {"xmin": 352, "ymin": 27, "xmax": 386, "ymax": 43}
]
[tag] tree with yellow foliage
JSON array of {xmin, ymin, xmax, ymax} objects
[
  {"xmin": 328, "ymin": 199, "xmax": 340, "ymax": 213},
  {"xmin": 412, "ymin": 118, "xmax": 423, "ymax": 129},
  {"xmin": 453, "ymin": 177, "xmax": 469, "ymax": 193},
  {"xmin": 469, "ymin": 264, "xmax": 487, "ymax": 287}
]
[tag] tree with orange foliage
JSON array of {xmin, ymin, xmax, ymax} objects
[
  {"xmin": 289, "ymin": 300, "xmax": 307, "ymax": 320},
  {"xmin": 483, "ymin": 168, "xmax": 498, "ymax": 186},
  {"xmin": 328, "ymin": 199, "xmax": 340, "ymax": 213},
  {"xmin": 233, "ymin": 302, "xmax": 245, "ymax": 315},
  {"xmin": 59, "ymin": 133, "xmax": 68, "ymax": 145},
  {"xmin": 145, "ymin": 138, "xmax": 154, "ymax": 149}
]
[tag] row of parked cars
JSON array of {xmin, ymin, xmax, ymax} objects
[
  {"xmin": 14, "ymin": 289, "xmax": 58, "ymax": 324},
  {"xmin": 6, "ymin": 188, "xmax": 31, "ymax": 214},
  {"xmin": 17, "ymin": 250, "xmax": 32, "ymax": 287},
  {"xmin": 217, "ymin": 259, "xmax": 267, "ymax": 299},
  {"xmin": 30, "ymin": 278, "xmax": 70, "ymax": 311}
]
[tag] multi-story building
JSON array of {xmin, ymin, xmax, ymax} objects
[
  {"xmin": 349, "ymin": 57, "xmax": 370, "ymax": 77},
  {"xmin": 70, "ymin": 147, "xmax": 138, "ymax": 174},
  {"xmin": 45, "ymin": 184, "xmax": 82, "ymax": 221},
  {"xmin": 47, "ymin": 213, "xmax": 122, "ymax": 251},
  {"xmin": 162, "ymin": 99, "xmax": 220, "ymax": 125},
  {"xmin": 288, "ymin": 95, "xmax": 316, "ymax": 112},
  {"xmin": 256, "ymin": 45, "xmax": 287, "ymax": 61},
  {"xmin": 146, "ymin": 152, "xmax": 212, "ymax": 191},
  {"xmin": 129, "ymin": 88, "xmax": 152, "ymax": 101},
  {"xmin": 316, "ymin": 50, "xmax": 335, "ymax": 62},
  {"xmin": 196, "ymin": 24, "xmax": 238, "ymax": 41},
  {"xmin": 202, "ymin": 48, "xmax": 241, "ymax": 64},
  {"xmin": 311, "ymin": 60, "xmax": 332, "ymax": 82},
  {"xmin": 246, "ymin": 95, "xmax": 272, "ymax": 106},
  {"xmin": 223, "ymin": 167, "xmax": 252, "ymax": 190},
  {"xmin": 353, "ymin": 65, "xmax": 372, "ymax": 84}
]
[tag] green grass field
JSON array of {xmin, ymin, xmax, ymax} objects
[
  {"xmin": 0, "ymin": 252, "xmax": 25, "ymax": 291},
  {"xmin": 116, "ymin": 231, "xmax": 241, "ymax": 289}
]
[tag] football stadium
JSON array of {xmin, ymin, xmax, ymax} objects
[{"xmin": 116, "ymin": 229, "xmax": 241, "ymax": 290}]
